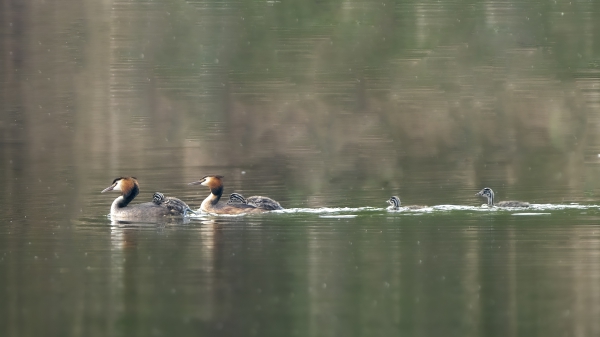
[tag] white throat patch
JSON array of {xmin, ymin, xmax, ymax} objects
[{"xmin": 113, "ymin": 180, "xmax": 123, "ymax": 191}]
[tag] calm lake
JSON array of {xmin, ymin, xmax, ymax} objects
[{"xmin": 2, "ymin": 0, "xmax": 600, "ymax": 336}]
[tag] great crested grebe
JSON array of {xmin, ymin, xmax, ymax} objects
[
  {"xmin": 188, "ymin": 175, "xmax": 281, "ymax": 214},
  {"xmin": 476, "ymin": 187, "xmax": 530, "ymax": 207},
  {"xmin": 101, "ymin": 177, "xmax": 193, "ymax": 219},
  {"xmin": 227, "ymin": 192, "xmax": 283, "ymax": 211},
  {"xmin": 386, "ymin": 196, "xmax": 427, "ymax": 210}
]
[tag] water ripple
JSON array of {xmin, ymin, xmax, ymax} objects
[{"xmin": 188, "ymin": 203, "xmax": 600, "ymax": 218}]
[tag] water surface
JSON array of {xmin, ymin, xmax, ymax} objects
[{"xmin": 2, "ymin": 0, "xmax": 600, "ymax": 336}]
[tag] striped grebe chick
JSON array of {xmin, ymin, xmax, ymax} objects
[
  {"xmin": 386, "ymin": 196, "xmax": 427, "ymax": 210},
  {"xmin": 152, "ymin": 192, "xmax": 195, "ymax": 215},
  {"xmin": 476, "ymin": 187, "xmax": 530, "ymax": 207},
  {"xmin": 101, "ymin": 177, "xmax": 192, "ymax": 219},
  {"xmin": 227, "ymin": 192, "xmax": 283, "ymax": 211},
  {"xmin": 188, "ymin": 175, "xmax": 272, "ymax": 214}
]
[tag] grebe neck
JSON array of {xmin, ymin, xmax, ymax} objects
[
  {"xmin": 116, "ymin": 184, "xmax": 139, "ymax": 208},
  {"xmin": 201, "ymin": 185, "xmax": 223, "ymax": 210},
  {"xmin": 486, "ymin": 190, "xmax": 495, "ymax": 206},
  {"xmin": 210, "ymin": 185, "xmax": 223, "ymax": 203}
]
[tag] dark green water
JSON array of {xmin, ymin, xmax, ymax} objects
[
  {"xmin": 3, "ymin": 0, "xmax": 600, "ymax": 336},
  {"xmin": 2, "ymin": 208, "xmax": 600, "ymax": 337}
]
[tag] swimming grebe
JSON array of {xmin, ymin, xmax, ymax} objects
[
  {"xmin": 386, "ymin": 196, "xmax": 427, "ymax": 210},
  {"xmin": 227, "ymin": 192, "xmax": 283, "ymax": 210},
  {"xmin": 476, "ymin": 187, "xmax": 530, "ymax": 207},
  {"xmin": 188, "ymin": 175, "xmax": 279, "ymax": 214},
  {"xmin": 101, "ymin": 177, "xmax": 193, "ymax": 219}
]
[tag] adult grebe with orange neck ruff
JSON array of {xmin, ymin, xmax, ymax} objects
[
  {"xmin": 188, "ymin": 175, "xmax": 282, "ymax": 214},
  {"xmin": 101, "ymin": 177, "xmax": 193, "ymax": 219}
]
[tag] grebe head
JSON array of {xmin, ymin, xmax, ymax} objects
[
  {"xmin": 476, "ymin": 187, "xmax": 494, "ymax": 205},
  {"xmin": 228, "ymin": 192, "xmax": 247, "ymax": 204},
  {"xmin": 188, "ymin": 175, "xmax": 223, "ymax": 188},
  {"xmin": 101, "ymin": 177, "xmax": 140, "ymax": 210},
  {"xmin": 101, "ymin": 177, "xmax": 139, "ymax": 195},
  {"xmin": 188, "ymin": 175, "xmax": 225, "ymax": 199},
  {"xmin": 153, "ymin": 192, "xmax": 165, "ymax": 204},
  {"xmin": 387, "ymin": 196, "xmax": 401, "ymax": 209}
]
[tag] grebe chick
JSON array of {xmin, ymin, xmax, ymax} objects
[
  {"xmin": 101, "ymin": 177, "xmax": 192, "ymax": 219},
  {"xmin": 386, "ymin": 196, "xmax": 427, "ymax": 210},
  {"xmin": 152, "ymin": 192, "xmax": 195, "ymax": 215},
  {"xmin": 188, "ymin": 175, "xmax": 271, "ymax": 214},
  {"xmin": 476, "ymin": 187, "xmax": 530, "ymax": 207},
  {"xmin": 228, "ymin": 192, "xmax": 283, "ymax": 211}
]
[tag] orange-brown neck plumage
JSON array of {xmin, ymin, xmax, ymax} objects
[
  {"xmin": 119, "ymin": 177, "xmax": 139, "ymax": 206},
  {"xmin": 205, "ymin": 176, "xmax": 223, "ymax": 200}
]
